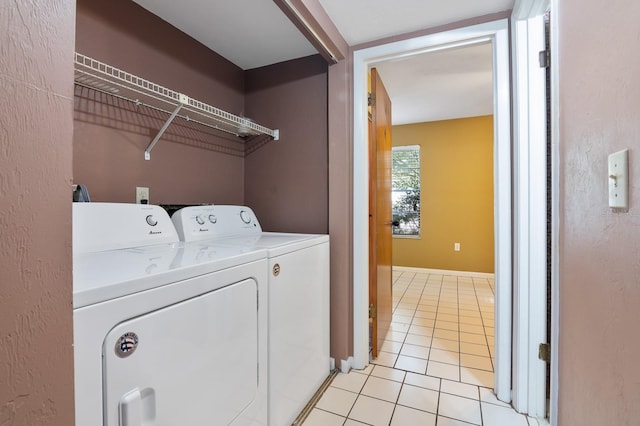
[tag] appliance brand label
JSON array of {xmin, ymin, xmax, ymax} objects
[
  {"xmin": 149, "ymin": 230, "xmax": 162, "ymax": 235},
  {"xmin": 115, "ymin": 332, "xmax": 139, "ymax": 358},
  {"xmin": 199, "ymin": 228, "xmax": 209, "ymax": 232}
]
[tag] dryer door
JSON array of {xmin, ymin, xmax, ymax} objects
[{"xmin": 103, "ymin": 278, "xmax": 259, "ymax": 425}]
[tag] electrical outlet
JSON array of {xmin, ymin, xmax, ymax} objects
[
  {"xmin": 136, "ymin": 187, "xmax": 149, "ymax": 204},
  {"xmin": 454, "ymin": 242, "xmax": 461, "ymax": 252}
]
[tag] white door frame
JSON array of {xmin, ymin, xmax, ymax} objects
[
  {"xmin": 352, "ymin": 19, "xmax": 513, "ymax": 402},
  {"xmin": 511, "ymin": 0, "xmax": 553, "ymax": 420}
]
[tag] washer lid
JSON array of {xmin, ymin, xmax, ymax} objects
[
  {"xmin": 214, "ymin": 232, "xmax": 330, "ymax": 257},
  {"xmin": 73, "ymin": 243, "xmax": 267, "ymax": 309}
]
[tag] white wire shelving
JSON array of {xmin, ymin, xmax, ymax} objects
[{"xmin": 73, "ymin": 52, "xmax": 279, "ymax": 160}]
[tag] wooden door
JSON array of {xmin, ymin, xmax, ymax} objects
[{"xmin": 369, "ymin": 68, "xmax": 393, "ymax": 358}]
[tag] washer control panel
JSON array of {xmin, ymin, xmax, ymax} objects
[{"xmin": 171, "ymin": 205, "xmax": 262, "ymax": 242}]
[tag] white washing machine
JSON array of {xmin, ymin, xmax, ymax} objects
[
  {"xmin": 172, "ymin": 205, "xmax": 330, "ymax": 426},
  {"xmin": 73, "ymin": 203, "xmax": 268, "ymax": 425}
]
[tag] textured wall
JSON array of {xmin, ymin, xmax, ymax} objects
[
  {"xmin": 244, "ymin": 55, "xmax": 329, "ymax": 234},
  {"xmin": 392, "ymin": 116, "xmax": 494, "ymax": 273},
  {"xmin": 0, "ymin": 0, "xmax": 76, "ymax": 424},
  {"xmin": 74, "ymin": 0, "xmax": 246, "ymax": 205},
  {"xmin": 558, "ymin": 0, "xmax": 640, "ymax": 424}
]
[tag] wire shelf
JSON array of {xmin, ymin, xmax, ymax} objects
[{"xmin": 74, "ymin": 52, "xmax": 279, "ymax": 159}]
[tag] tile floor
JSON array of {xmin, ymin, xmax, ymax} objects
[{"xmin": 303, "ymin": 269, "xmax": 544, "ymax": 426}]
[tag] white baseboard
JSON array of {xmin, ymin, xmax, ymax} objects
[
  {"xmin": 340, "ymin": 357, "xmax": 353, "ymax": 373},
  {"xmin": 393, "ymin": 266, "xmax": 495, "ymax": 279}
]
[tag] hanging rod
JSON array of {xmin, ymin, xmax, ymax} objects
[{"xmin": 73, "ymin": 52, "xmax": 279, "ymax": 160}]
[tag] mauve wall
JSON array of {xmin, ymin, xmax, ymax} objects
[
  {"xmin": 74, "ymin": 0, "xmax": 246, "ymax": 205},
  {"xmin": 558, "ymin": 1, "xmax": 640, "ymax": 424},
  {"xmin": 244, "ymin": 55, "xmax": 328, "ymax": 234},
  {"xmin": 0, "ymin": 0, "xmax": 76, "ymax": 424}
]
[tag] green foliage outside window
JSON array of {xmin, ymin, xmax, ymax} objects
[{"xmin": 392, "ymin": 146, "xmax": 420, "ymax": 236}]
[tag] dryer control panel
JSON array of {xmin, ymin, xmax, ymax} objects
[
  {"xmin": 73, "ymin": 203, "xmax": 179, "ymax": 254},
  {"xmin": 172, "ymin": 205, "xmax": 262, "ymax": 242}
]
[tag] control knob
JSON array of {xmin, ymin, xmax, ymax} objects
[
  {"xmin": 239, "ymin": 210, "xmax": 252, "ymax": 224},
  {"xmin": 208, "ymin": 214, "xmax": 217, "ymax": 224},
  {"xmin": 145, "ymin": 215, "xmax": 158, "ymax": 226},
  {"xmin": 195, "ymin": 215, "xmax": 205, "ymax": 225}
]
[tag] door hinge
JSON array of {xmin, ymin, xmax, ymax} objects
[
  {"xmin": 368, "ymin": 304, "xmax": 376, "ymax": 319},
  {"xmin": 539, "ymin": 49, "xmax": 550, "ymax": 68},
  {"xmin": 538, "ymin": 343, "xmax": 550, "ymax": 362},
  {"xmin": 368, "ymin": 93, "xmax": 375, "ymax": 107}
]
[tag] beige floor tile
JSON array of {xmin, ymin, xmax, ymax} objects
[
  {"xmin": 459, "ymin": 323, "xmax": 485, "ymax": 335},
  {"xmin": 479, "ymin": 387, "xmax": 511, "ymax": 408},
  {"xmin": 440, "ymin": 379, "xmax": 479, "ymax": 400},
  {"xmin": 429, "ymin": 348, "xmax": 459, "ymax": 365},
  {"xmin": 412, "ymin": 317, "xmax": 435, "ymax": 328},
  {"xmin": 348, "ymin": 395, "xmax": 395, "ymax": 426},
  {"xmin": 460, "ymin": 342, "xmax": 490, "ymax": 357},
  {"xmin": 438, "ymin": 393, "xmax": 482, "ymax": 425},
  {"xmin": 315, "ymin": 386, "xmax": 358, "ymax": 417},
  {"xmin": 437, "ymin": 313, "xmax": 459, "ymax": 323},
  {"xmin": 361, "ymin": 376, "xmax": 402, "ymax": 403},
  {"xmin": 404, "ymin": 372, "xmax": 440, "ymax": 391},
  {"xmin": 431, "ymin": 338, "xmax": 460, "ymax": 352},
  {"xmin": 433, "ymin": 329, "xmax": 459, "ymax": 341},
  {"xmin": 408, "ymin": 324, "xmax": 433, "ymax": 337},
  {"xmin": 302, "ymin": 408, "xmax": 345, "ymax": 426},
  {"xmin": 392, "ymin": 314, "xmax": 413, "ymax": 324},
  {"xmin": 387, "ymin": 331, "xmax": 407, "ymax": 343},
  {"xmin": 380, "ymin": 339, "xmax": 403, "ymax": 354},
  {"xmin": 371, "ymin": 365, "xmax": 406, "ymax": 382},
  {"xmin": 460, "ymin": 367, "xmax": 494, "ymax": 388},
  {"xmin": 395, "ymin": 355, "xmax": 428, "ymax": 374},
  {"xmin": 391, "ymin": 405, "xmax": 436, "ymax": 426},
  {"xmin": 397, "ymin": 383, "xmax": 439, "ymax": 413},
  {"xmin": 372, "ymin": 351, "xmax": 398, "ymax": 368},
  {"xmin": 394, "ymin": 308, "xmax": 415, "ymax": 317},
  {"xmin": 435, "ymin": 320, "xmax": 459, "ymax": 332},
  {"xmin": 400, "ymin": 343, "xmax": 430, "ymax": 359},
  {"xmin": 437, "ymin": 415, "xmax": 478, "ymax": 426},
  {"xmin": 460, "ymin": 353, "xmax": 493, "ymax": 372},
  {"xmin": 413, "ymin": 310, "xmax": 436, "ymax": 320},
  {"xmin": 481, "ymin": 401, "xmax": 529, "ymax": 426},
  {"xmin": 458, "ymin": 316, "xmax": 482, "ymax": 326},
  {"xmin": 331, "ymin": 371, "xmax": 368, "ymax": 393},
  {"xmin": 426, "ymin": 361, "xmax": 460, "ymax": 381},
  {"xmin": 404, "ymin": 333, "xmax": 431, "ymax": 347},
  {"xmin": 389, "ymin": 322, "xmax": 410, "ymax": 333},
  {"xmin": 459, "ymin": 332, "xmax": 486, "ymax": 345}
]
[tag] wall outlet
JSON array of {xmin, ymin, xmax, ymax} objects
[
  {"xmin": 136, "ymin": 187, "xmax": 149, "ymax": 204},
  {"xmin": 454, "ymin": 242, "xmax": 461, "ymax": 252}
]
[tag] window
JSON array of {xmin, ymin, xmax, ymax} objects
[{"xmin": 392, "ymin": 145, "xmax": 420, "ymax": 236}]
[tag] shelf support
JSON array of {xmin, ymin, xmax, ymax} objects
[{"xmin": 144, "ymin": 94, "xmax": 189, "ymax": 160}]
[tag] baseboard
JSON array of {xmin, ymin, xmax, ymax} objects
[
  {"xmin": 339, "ymin": 357, "xmax": 353, "ymax": 373},
  {"xmin": 393, "ymin": 266, "xmax": 495, "ymax": 279}
]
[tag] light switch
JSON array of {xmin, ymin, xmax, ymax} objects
[{"xmin": 608, "ymin": 149, "xmax": 629, "ymax": 209}]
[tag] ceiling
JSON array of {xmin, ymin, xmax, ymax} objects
[
  {"xmin": 373, "ymin": 43, "xmax": 494, "ymax": 125},
  {"xmin": 132, "ymin": 0, "xmax": 513, "ymax": 124}
]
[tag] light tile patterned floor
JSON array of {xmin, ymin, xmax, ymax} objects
[{"xmin": 304, "ymin": 269, "xmax": 543, "ymax": 426}]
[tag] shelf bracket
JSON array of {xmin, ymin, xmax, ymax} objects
[{"xmin": 144, "ymin": 94, "xmax": 189, "ymax": 160}]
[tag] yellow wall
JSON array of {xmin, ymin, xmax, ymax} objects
[{"xmin": 392, "ymin": 115, "xmax": 494, "ymax": 273}]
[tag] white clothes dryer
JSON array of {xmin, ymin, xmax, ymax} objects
[
  {"xmin": 172, "ymin": 205, "xmax": 330, "ymax": 426},
  {"xmin": 73, "ymin": 203, "xmax": 268, "ymax": 425}
]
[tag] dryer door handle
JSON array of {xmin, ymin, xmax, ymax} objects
[{"xmin": 119, "ymin": 387, "xmax": 156, "ymax": 425}]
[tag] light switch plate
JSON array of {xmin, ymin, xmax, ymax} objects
[{"xmin": 608, "ymin": 149, "xmax": 628, "ymax": 208}]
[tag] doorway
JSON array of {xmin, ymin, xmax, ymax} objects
[{"xmin": 352, "ymin": 19, "xmax": 513, "ymax": 402}]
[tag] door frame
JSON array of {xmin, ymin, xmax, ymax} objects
[
  {"xmin": 511, "ymin": 1, "xmax": 549, "ymax": 418},
  {"xmin": 352, "ymin": 19, "xmax": 513, "ymax": 401}
]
